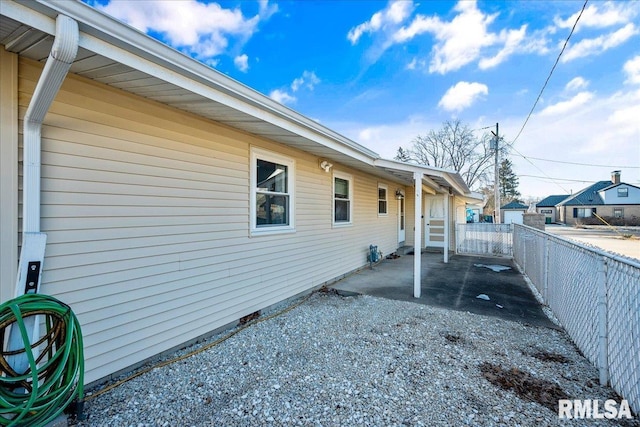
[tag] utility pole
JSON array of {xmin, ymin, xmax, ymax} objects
[{"xmin": 491, "ymin": 123, "xmax": 500, "ymax": 224}]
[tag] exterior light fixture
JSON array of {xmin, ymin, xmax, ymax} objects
[{"xmin": 319, "ymin": 160, "xmax": 333, "ymax": 173}]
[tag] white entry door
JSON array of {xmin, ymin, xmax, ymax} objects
[
  {"xmin": 398, "ymin": 197, "xmax": 406, "ymax": 244},
  {"xmin": 425, "ymin": 195, "xmax": 445, "ymax": 247}
]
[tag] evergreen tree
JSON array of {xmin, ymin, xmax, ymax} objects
[
  {"xmin": 499, "ymin": 158, "xmax": 521, "ymax": 202},
  {"xmin": 394, "ymin": 147, "xmax": 411, "ymax": 162}
]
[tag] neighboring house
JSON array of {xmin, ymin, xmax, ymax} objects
[
  {"xmin": 463, "ymin": 191, "xmax": 484, "ymax": 223},
  {"xmin": 500, "ymin": 201, "xmax": 528, "ymax": 224},
  {"xmin": 556, "ymin": 171, "xmax": 640, "ymax": 225},
  {"xmin": 0, "ymin": 1, "xmax": 480, "ymax": 385},
  {"xmin": 535, "ymin": 195, "xmax": 569, "ymax": 224}
]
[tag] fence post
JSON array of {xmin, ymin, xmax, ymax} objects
[
  {"xmin": 543, "ymin": 236, "xmax": 549, "ymax": 303},
  {"xmin": 597, "ymin": 256, "xmax": 609, "ymax": 386},
  {"xmin": 522, "ymin": 234, "xmax": 527, "ymax": 276}
]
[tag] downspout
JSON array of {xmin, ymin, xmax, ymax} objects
[
  {"xmin": 22, "ymin": 14, "xmax": 79, "ymax": 237},
  {"xmin": 9, "ymin": 14, "xmax": 79, "ymax": 373}
]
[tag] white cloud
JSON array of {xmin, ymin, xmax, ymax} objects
[
  {"xmin": 331, "ymin": 85, "xmax": 640, "ymax": 197},
  {"xmin": 95, "ymin": 0, "xmax": 274, "ymax": 63},
  {"xmin": 269, "ymin": 71, "xmax": 320, "ymax": 106},
  {"xmin": 438, "ymin": 81, "xmax": 488, "ymax": 112},
  {"xmin": 607, "ymin": 90, "xmax": 640, "ymax": 137},
  {"xmin": 479, "ymin": 26, "xmax": 527, "ymax": 70},
  {"xmin": 332, "ymin": 115, "xmax": 441, "ymax": 160},
  {"xmin": 624, "ymin": 55, "xmax": 640, "ymax": 85},
  {"xmin": 258, "ymin": 0, "xmax": 279, "ymax": 20},
  {"xmin": 234, "ymin": 54, "xmax": 249, "ymax": 72},
  {"xmin": 347, "ymin": 1, "xmax": 414, "ymax": 44},
  {"xmin": 394, "ymin": 1, "xmax": 499, "ymax": 74},
  {"xmin": 493, "ymin": 87, "xmax": 640, "ymax": 197},
  {"xmin": 565, "ymin": 77, "xmax": 588, "ymax": 92},
  {"xmin": 269, "ymin": 89, "xmax": 296, "ymax": 105},
  {"xmin": 291, "ymin": 71, "xmax": 320, "ymax": 92},
  {"xmin": 538, "ymin": 92, "xmax": 594, "ymax": 116},
  {"xmin": 349, "ymin": 0, "xmax": 553, "ymax": 73},
  {"xmin": 561, "ymin": 23, "xmax": 639, "ymax": 63},
  {"xmin": 554, "ymin": 2, "xmax": 638, "ymax": 31},
  {"xmin": 406, "ymin": 57, "xmax": 427, "ymax": 71}
]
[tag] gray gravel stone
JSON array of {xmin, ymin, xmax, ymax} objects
[{"xmin": 78, "ymin": 293, "xmax": 637, "ymax": 426}]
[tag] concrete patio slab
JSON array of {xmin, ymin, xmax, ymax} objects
[{"xmin": 331, "ymin": 251, "xmax": 559, "ymax": 329}]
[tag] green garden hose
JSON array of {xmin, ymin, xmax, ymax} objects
[{"xmin": 0, "ymin": 293, "xmax": 84, "ymax": 427}]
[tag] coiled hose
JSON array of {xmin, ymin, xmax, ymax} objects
[{"xmin": 0, "ymin": 293, "xmax": 84, "ymax": 426}]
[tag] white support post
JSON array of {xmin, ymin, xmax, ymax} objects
[
  {"xmin": 597, "ymin": 257, "xmax": 609, "ymax": 386},
  {"xmin": 413, "ymin": 172, "xmax": 423, "ymax": 298},
  {"xmin": 443, "ymin": 192, "xmax": 449, "ymax": 264}
]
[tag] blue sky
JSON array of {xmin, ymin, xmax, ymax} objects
[{"xmin": 84, "ymin": 0, "xmax": 640, "ymax": 199}]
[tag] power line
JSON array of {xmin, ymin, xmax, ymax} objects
[
  {"xmin": 510, "ymin": 0, "xmax": 588, "ymax": 146},
  {"xmin": 518, "ymin": 174, "xmax": 597, "ymax": 183},
  {"xmin": 498, "ymin": 1, "xmax": 592, "ymax": 203},
  {"xmin": 511, "ymin": 154, "xmax": 640, "ymax": 169}
]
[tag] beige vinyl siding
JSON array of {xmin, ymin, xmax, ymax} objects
[
  {"xmin": 0, "ymin": 47, "xmax": 19, "ymax": 303},
  {"xmin": 18, "ymin": 57, "xmax": 400, "ymax": 384}
]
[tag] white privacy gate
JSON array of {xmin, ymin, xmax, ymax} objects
[
  {"xmin": 513, "ymin": 224, "xmax": 640, "ymax": 414},
  {"xmin": 456, "ymin": 223, "xmax": 513, "ymax": 256}
]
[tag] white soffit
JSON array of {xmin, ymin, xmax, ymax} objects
[
  {"xmin": 1, "ymin": 1, "xmax": 471, "ymax": 191},
  {"xmin": 0, "ymin": 2, "xmax": 374, "ymax": 170}
]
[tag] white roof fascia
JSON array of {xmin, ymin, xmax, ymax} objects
[
  {"xmin": 374, "ymin": 158, "xmax": 470, "ymax": 196},
  {"xmin": 464, "ymin": 192, "xmax": 485, "ymax": 204},
  {"xmin": 16, "ymin": 0, "xmax": 378, "ymax": 165}
]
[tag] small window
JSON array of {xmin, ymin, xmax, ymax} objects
[
  {"xmin": 614, "ymin": 208, "xmax": 624, "ymax": 218},
  {"xmin": 378, "ymin": 185, "xmax": 388, "ymax": 215},
  {"xmin": 250, "ymin": 148, "xmax": 295, "ymax": 235},
  {"xmin": 333, "ymin": 172, "xmax": 353, "ymax": 225},
  {"xmin": 617, "ymin": 187, "xmax": 628, "ymax": 197}
]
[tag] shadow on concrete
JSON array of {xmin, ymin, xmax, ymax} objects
[{"xmin": 331, "ymin": 251, "xmax": 559, "ymax": 329}]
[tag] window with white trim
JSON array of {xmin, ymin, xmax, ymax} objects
[
  {"xmin": 573, "ymin": 207, "xmax": 596, "ymax": 218},
  {"xmin": 617, "ymin": 187, "xmax": 628, "ymax": 197},
  {"xmin": 333, "ymin": 172, "xmax": 353, "ymax": 225},
  {"xmin": 378, "ymin": 184, "xmax": 388, "ymax": 215},
  {"xmin": 614, "ymin": 208, "xmax": 624, "ymax": 218},
  {"xmin": 250, "ymin": 148, "xmax": 294, "ymax": 234}
]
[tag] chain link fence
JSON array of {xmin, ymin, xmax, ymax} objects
[
  {"xmin": 456, "ymin": 223, "xmax": 513, "ymax": 256},
  {"xmin": 513, "ymin": 224, "xmax": 639, "ymax": 414}
]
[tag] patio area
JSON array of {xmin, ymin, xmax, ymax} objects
[{"xmin": 331, "ymin": 250, "xmax": 559, "ymax": 329}]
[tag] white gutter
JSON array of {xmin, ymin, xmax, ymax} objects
[
  {"xmin": 9, "ymin": 13, "xmax": 78, "ymax": 374},
  {"xmin": 374, "ymin": 158, "xmax": 471, "ymax": 196},
  {"xmin": 25, "ymin": 0, "xmax": 379, "ymax": 163}
]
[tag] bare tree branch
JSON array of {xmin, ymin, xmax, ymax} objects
[{"xmin": 397, "ymin": 119, "xmax": 497, "ymax": 190}]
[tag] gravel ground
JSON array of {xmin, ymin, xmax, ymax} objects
[{"xmin": 77, "ymin": 292, "xmax": 638, "ymax": 427}]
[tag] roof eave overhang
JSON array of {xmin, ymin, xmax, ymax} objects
[
  {"xmin": 4, "ymin": 0, "xmax": 471, "ymax": 195},
  {"xmin": 6, "ymin": 0, "xmax": 378, "ymax": 166},
  {"xmin": 374, "ymin": 158, "xmax": 471, "ymax": 196}
]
